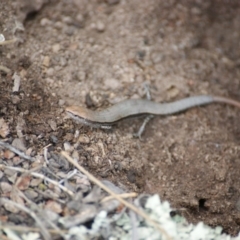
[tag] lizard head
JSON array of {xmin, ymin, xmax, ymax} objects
[
  {"xmin": 65, "ymin": 105, "xmax": 111, "ymax": 129},
  {"xmin": 66, "ymin": 105, "xmax": 94, "ymax": 120}
]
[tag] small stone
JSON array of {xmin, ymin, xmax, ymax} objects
[
  {"xmin": 88, "ymin": 37, "xmax": 95, "ymax": 44},
  {"xmin": 43, "ymin": 209, "xmax": 59, "ymax": 222},
  {"xmin": 76, "ymin": 71, "xmax": 86, "ymax": 81},
  {"xmin": 76, "ymin": 13, "xmax": 85, "ymax": 27},
  {"xmin": 24, "ymin": 189, "xmax": 39, "ymax": 200},
  {"xmin": 4, "ymin": 150, "xmax": 15, "ymax": 159},
  {"xmin": 11, "ymin": 95, "xmax": 21, "ymax": 105},
  {"xmin": 22, "ymin": 161, "xmax": 30, "ymax": 170},
  {"xmin": 76, "ymin": 14, "xmax": 84, "ymax": 22},
  {"xmin": 60, "ymin": 57, "xmax": 67, "ymax": 67},
  {"xmin": 50, "ymin": 135, "xmax": 58, "ymax": 144},
  {"xmin": 30, "ymin": 178, "xmax": 43, "ymax": 187},
  {"xmin": 42, "ymin": 56, "xmax": 50, "ymax": 68},
  {"xmin": 0, "ymin": 182, "xmax": 12, "ymax": 193},
  {"xmin": 48, "ymin": 120, "xmax": 57, "ymax": 131},
  {"xmin": 52, "ymin": 44, "xmax": 61, "ymax": 53},
  {"xmin": 12, "ymin": 138, "xmax": 26, "ymax": 151},
  {"xmin": 54, "ymin": 21, "xmax": 63, "ymax": 29},
  {"xmin": 58, "ymin": 99, "xmax": 65, "ymax": 106},
  {"xmin": 104, "ymin": 78, "xmax": 120, "ymax": 89},
  {"xmin": 166, "ymin": 86, "xmax": 180, "ymax": 99},
  {"xmin": 64, "ymin": 133, "xmax": 74, "ymax": 142},
  {"xmin": 74, "ymin": 130, "xmax": 80, "ymax": 139},
  {"xmin": 62, "ymin": 16, "xmax": 73, "ymax": 24},
  {"xmin": 151, "ymin": 52, "xmax": 163, "ymax": 64},
  {"xmin": 64, "ymin": 142, "xmax": 73, "ymax": 152},
  {"xmin": 4, "ymin": 169, "xmax": 16, "ymax": 177},
  {"xmin": 45, "ymin": 200, "xmax": 62, "ymax": 213},
  {"xmin": 46, "ymin": 68, "xmax": 54, "ymax": 76},
  {"xmin": 12, "ymin": 156, "xmax": 21, "ymax": 165},
  {"xmin": 26, "ymin": 148, "xmax": 33, "ymax": 156},
  {"xmin": 40, "ymin": 18, "xmax": 51, "ymax": 26},
  {"xmin": 96, "ymin": 21, "xmax": 105, "ymax": 32},
  {"xmin": 64, "ymin": 26, "xmax": 75, "ymax": 36},
  {"xmin": 7, "ymin": 172, "xmax": 17, "ymax": 183},
  {"xmin": 78, "ymin": 134, "xmax": 90, "ymax": 144},
  {"xmin": 0, "ymin": 34, "xmax": 5, "ymax": 42},
  {"xmin": 0, "ymin": 118, "xmax": 9, "ymax": 138}
]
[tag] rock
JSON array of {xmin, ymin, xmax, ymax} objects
[
  {"xmin": 78, "ymin": 134, "xmax": 90, "ymax": 144},
  {"xmin": 96, "ymin": 21, "xmax": 105, "ymax": 32},
  {"xmin": 12, "ymin": 138, "xmax": 26, "ymax": 152}
]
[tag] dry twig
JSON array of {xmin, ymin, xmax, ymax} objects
[
  {"xmin": 0, "ymin": 225, "xmax": 66, "ymax": 235},
  {"xmin": 101, "ymin": 192, "xmax": 138, "ymax": 202},
  {"xmin": 0, "ymin": 140, "xmax": 34, "ymax": 162},
  {"xmin": 0, "ymin": 38, "xmax": 16, "ymax": 45}
]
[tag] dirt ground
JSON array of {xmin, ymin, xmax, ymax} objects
[{"xmin": 1, "ymin": 0, "xmax": 240, "ymax": 236}]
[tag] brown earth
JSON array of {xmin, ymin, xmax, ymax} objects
[{"xmin": 1, "ymin": 0, "xmax": 240, "ymax": 236}]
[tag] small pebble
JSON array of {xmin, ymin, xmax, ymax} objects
[
  {"xmin": 40, "ymin": 18, "xmax": 51, "ymax": 26},
  {"xmin": 54, "ymin": 21, "xmax": 63, "ymax": 29},
  {"xmin": 60, "ymin": 57, "xmax": 67, "ymax": 67},
  {"xmin": 26, "ymin": 148, "xmax": 33, "ymax": 156},
  {"xmin": 24, "ymin": 189, "xmax": 39, "ymax": 200},
  {"xmin": 11, "ymin": 95, "xmax": 21, "ymax": 105},
  {"xmin": 64, "ymin": 26, "xmax": 75, "ymax": 36},
  {"xmin": 30, "ymin": 178, "xmax": 43, "ymax": 187},
  {"xmin": 52, "ymin": 44, "xmax": 61, "ymax": 53},
  {"xmin": 42, "ymin": 56, "xmax": 50, "ymax": 68},
  {"xmin": 12, "ymin": 156, "xmax": 22, "ymax": 165},
  {"xmin": 104, "ymin": 78, "xmax": 120, "ymax": 89},
  {"xmin": 64, "ymin": 133, "xmax": 74, "ymax": 142},
  {"xmin": 76, "ymin": 71, "xmax": 86, "ymax": 81},
  {"xmin": 96, "ymin": 21, "xmax": 105, "ymax": 32},
  {"xmin": 151, "ymin": 52, "xmax": 163, "ymax": 64},
  {"xmin": 0, "ymin": 182, "xmax": 12, "ymax": 193},
  {"xmin": 74, "ymin": 130, "xmax": 80, "ymax": 139},
  {"xmin": 0, "ymin": 118, "xmax": 9, "ymax": 138},
  {"xmin": 4, "ymin": 168, "xmax": 16, "ymax": 177},
  {"xmin": 62, "ymin": 16, "xmax": 73, "ymax": 24},
  {"xmin": 0, "ymin": 34, "xmax": 5, "ymax": 42},
  {"xmin": 48, "ymin": 120, "xmax": 57, "ymax": 131},
  {"xmin": 45, "ymin": 201, "xmax": 62, "ymax": 214},
  {"xmin": 50, "ymin": 135, "xmax": 58, "ymax": 144},
  {"xmin": 46, "ymin": 68, "xmax": 54, "ymax": 76},
  {"xmin": 76, "ymin": 13, "xmax": 85, "ymax": 27},
  {"xmin": 58, "ymin": 99, "xmax": 65, "ymax": 106},
  {"xmin": 4, "ymin": 150, "xmax": 15, "ymax": 159},
  {"xmin": 78, "ymin": 134, "xmax": 90, "ymax": 144},
  {"xmin": 7, "ymin": 173, "xmax": 17, "ymax": 184},
  {"xmin": 64, "ymin": 142, "xmax": 73, "ymax": 152},
  {"xmin": 42, "ymin": 209, "xmax": 59, "ymax": 222},
  {"xmin": 12, "ymin": 138, "xmax": 26, "ymax": 151}
]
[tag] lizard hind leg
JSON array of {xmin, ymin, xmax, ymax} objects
[{"xmin": 133, "ymin": 83, "xmax": 154, "ymax": 139}]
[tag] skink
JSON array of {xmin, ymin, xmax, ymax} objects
[{"xmin": 66, "ymin": 95, "xmax": 240, "ymax": 129}]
